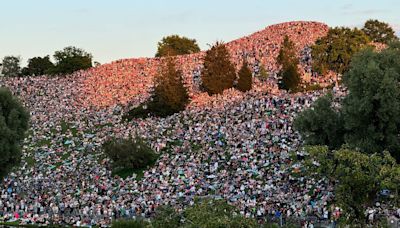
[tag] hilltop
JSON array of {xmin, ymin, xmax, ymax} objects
[{"xmin": 78, "ymin": 21, "xmax": 328, "ymax": 108}]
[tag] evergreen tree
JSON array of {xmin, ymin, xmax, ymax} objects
[
  {"xmin": 201, "ymin": 42, "xmax": 236, "ymax": 95},
  {"xmin": 151, "ymin": 57, "xmax": 189, "ymax": 115},
  {"xmin": 0, "ymin": 87, "xmax": 30, "ymax": 179},
  {"xmin": 277, "ymin": 36, "xmax": 301, "ymax": 91},
  {"xmin": 362, "ymin": 19, "xmax": 398, "ymax": 44},
  {"xmin": 124, "ymin": 58, "xmax": 189, "ymax": 119},
  {"xmin": 236, "ymin": 60, "xmax": 252, "ymax": 92}
]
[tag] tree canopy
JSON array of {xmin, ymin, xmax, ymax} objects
[
  {"xmin": 0, "ymin": 87, "xmax": 30, "ymax": 179},
  {"xmin": 1, "ymin": 56, "xmax": 21, "ymax": 77},
  {"xmin": 362, "ymin": 19, "xmax": 398, "ymax": 44},
  {"xmin": 49, "ymin": 46, "xmax": 92, "ymax": 75},
  {"xmin": 296, "ymin": 42, "xmax": 400, "ymax": 161},
  {"xmin": 155, "ymin": 35, "xmax": 200, "ymax": 57},
  {"xmin": 304, "ymin": 146, "xmax": 399, "ymax": 225},
  {"xmin": 294, "ymin": 93, "xmax": 344, "ymax": 149},
  {"xmin": 311, "ymin": 27, "xmax": 370, "ymax": 75},
  {"xmin": 277, "ymin": 36, "xmax": 301, "ymax": 92},
  {"xmin": 124, "ymin": 58, "xmax": 189, "ymax": 119},
  {"xmin": 21, "ymin": 55, "xmax": 54, "ymax": 76},
  {"xmin": 201, "ymin": 42, "xmax": 236, "ymax": 95},
  {"xmin": 236, "ymin": 60, "xmax": 253, "ymax": 92}
]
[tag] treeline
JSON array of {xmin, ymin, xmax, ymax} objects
[{"xmin": 0, "ymin": 46, "xmax": 93, "ymax": 77}]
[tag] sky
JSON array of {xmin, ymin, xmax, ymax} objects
[{"xmin": 0, "ymin": 0, "xmax": 399, "ymax": 66}]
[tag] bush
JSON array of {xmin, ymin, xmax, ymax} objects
[
  {"xmin": 103, "ymin": 136, "xmax": 158, "ymax": 172},
  {"xmin": 111, "ymin": 219, "xmax": 150, "ymax": 228},
  {"xmin": 0, "ymin": 87, "xmax": 30, "ymax": 179}
]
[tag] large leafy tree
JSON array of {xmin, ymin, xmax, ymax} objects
[
  {"xmin": 342, "ymin": 43, "xmax": 400, "ymax": 161},
  {"xmin": 1, "ymin": 56, "xmax": 21, "ymax": 77},
  {"xmin": 155, "ymin": 35, "xmax": 200, "ymax": 57},
  {"xmin": 201, "ymin": 42, "xmax": 236, "ymax": 95},
  {"xmin": 311, "ymin": 27, "xmax": 370, "ymax": 75},
  {"xmin": 21, "ymin": 55, "xmax": 54, "ymax": 76},
  {"xmin": 0, "ymin": 87, "xmax": 30, "ymax": 179},
  {"xmin": 304, "ymin": 146, "xmax": 399, "ymax": 225},
  {"xmin": 362, "ymin": 19, "xmax": 398, "ymax": 44},
  {"xmin": 183, "ymin": 198, "xmax": 258, "ymax": 228},
  {"xmin": 294, "ymin": 93, "xmax": 344, "ymax": 149},
  {"xmin": 277, "ymin": 36, "xmax": 301, "ymax": 91},
  {"xmin": 49, "ymin": 46, "xmax": 92, "ymax": 75},
  {"xmin": 295, "ymin": 42, "xmax": 400, "ymax": 161},
  {"xmin": 236, "ymin": 60, "xmax": 252, "ymax": 92}
]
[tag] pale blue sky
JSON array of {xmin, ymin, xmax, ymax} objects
[{"xmin": 1, "ymin": 0, "xmax": 399, "ymax": 66}]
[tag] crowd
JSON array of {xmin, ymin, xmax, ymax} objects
[
  {"xmin": 80, "ymin": 21, "xmax": 329, "ymax": 108},
  {"xmin": 0, "ymin": 21, "xmax": 397, "ymax": 227}
]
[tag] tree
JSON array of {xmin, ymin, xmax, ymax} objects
[
  {"xmin": 49, "ymin": 46, "xmax": 92, "ymax": 75},
  {"xmin": 342, "ymin": 43, "xmax": 400, "ymax": 161},
  {"xmin": 183, "ymin": 198, "xmax": 258, "ymax": 228},
  {"xmin": 156, "ymin": 35, "xmax": 200, "ymax": 57},
  {"xmin": 152, "ymin": 205, "xmax": 181, "ymax": 228},
  {"xmin": 201, "ymin": 42, "xmax": 236, "ymax": 95},
  {"xmin": 1, "ymin": 56, "xmax": 21, "ymax": 77},
  {"xmin": 102, "ymin": 136, "xmax": 158, "ymax": 172},
  {"xmin": 294, "ymin": 93, "xmax": 344, "ymax": 149},
  {"xmin": 311, "ymin": 27, "xmax": 370, "ymax": 75},
  {"xmin": 362, "ymin": 19, "xmax": 398, "ymax": 44},
  {"xmin": 21, "ymin": 56, "xmax": 54, "ymax": 76},
  {"xmin": 277, "ymin": 36, "xmax": 301, "ymax": 91},
  {"xmin": 236, "ymin": 60, "xmax": 252, "ymax": 92},
  {"xmin": 296, "ymin": 42, "xmax": 400, "ymax": 161},
  {"xmin": 111, "ymin": 219, "xmax": 150, "ymax": 228},
  {"xmin": 153, "ymin": 57, "xmax": 189, "ymax": 114},
  {"xmin": 0, "ymin": 87, "xmax": 30, "ymax": 179},
  {"xmin": 124, "ymin": 58, "xmax": 189, "ymax": 119},
  {"xmin": 304, "ymin": 146, "xmax": 399, "ymax": 225}
]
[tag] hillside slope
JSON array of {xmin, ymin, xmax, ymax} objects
[{"xmin": 80, "ymin": 21, "xmax": 328, "ymax": 108}]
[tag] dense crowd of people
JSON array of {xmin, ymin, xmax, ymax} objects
[
  {"xmin": 0, "ymin": 21, "xmax": 397, "ymax": 227},
  {"xmin": 81, "ymin": 21, "xmax": 329, "ymax": 108}
]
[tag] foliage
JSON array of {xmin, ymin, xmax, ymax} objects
[
  {"xmin": 124, "ymin": 58, "xmax": 189, "ymax": 119},
  {"xmin": 297, "ymin": 42, "xmax": 400, "ymax": 161},
  {"xmin": 277, "ymin": 36, "xmax": 301, "ymax": 91},
  {"xmin": 49, "ymin": 46, "xmax": 92, "ymax": 75},
  {"xmin": 111, "ymin": 219, "xmax": 150, "ymax": 228},
  {"xmin": 236, "ymin": 60, "xmax": 253, "ymax": 92},
  {"xmin": 257, "ymin": 65, "xmax": 269, "ymax": 81},
  {"xmin": 342, "ymin": 43, "xmax": 400, "ymax": 161},
  {"xmin": 0, "ymin": 87, "xmax": 30, "ymax": 179},
  {"xmin": 1, "ymin": 56, "xmax": 21, "ymax": 77},
  {"xmin": 294, "ymin": 93, "xmax": 344, "ymax": 149},
  {"xmin": 155, "ymin": 35, "xmax": 200, "ymax": 57},
  {"xmin": 153, "ymin": 57, "xmax": 189, "ymax": 113},
  {"xmin": 362, "ymin": 19, "xmax": 398, "ymax": 44},
  {"xmin": 304, "ymin": 146, "xmax": 400, "ymax": 225},
  {"xmin": 152, "ymin": 205, "xmax": 181, "ymax": 228},
  {"xmin": 102, "ymin": 136, "xmax": 158, "ymax": 173},
  {"xmin": 311, "ymin": 27, "xmax": 370, "ymax": 75},
  {"xmin": 182, "ymin": 198, "xmax": 258, "ymax": 228},
  {"xmin": 201, "ymin": 42, "xmax": 236, "ymax": 95},
  {"xmin": 21, "ymin": 56, "xmax": 54, "ymax": 76}
]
